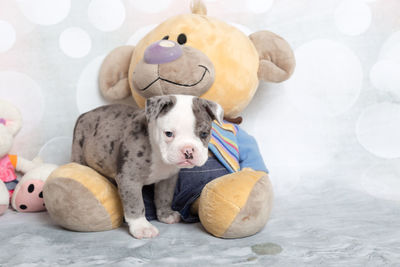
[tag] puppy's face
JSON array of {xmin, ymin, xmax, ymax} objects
[{"xmin": 146, "ymin": 95, "xmax": 223, "ymax": 168}]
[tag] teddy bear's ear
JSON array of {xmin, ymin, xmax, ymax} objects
[
  {"xmin": 249, "ymin": 31, "xmax": 296, "ymax": 83},
  {"xmin": 99, "ymin": 46, "xmax": 135, "ymax": 101},
  {"xmin": 190, "ymin": 0, "xmax": 207, "ymax": 15}
]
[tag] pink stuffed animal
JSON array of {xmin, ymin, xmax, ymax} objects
[{"xmin": 0, "ymin": 99, "xmax": 57, "ymax": 214}]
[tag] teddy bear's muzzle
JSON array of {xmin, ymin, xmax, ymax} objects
[{"xmin": 132, "ymin": 44, "xmax": 215, "ymax": 99}]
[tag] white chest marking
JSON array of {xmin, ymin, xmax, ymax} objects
[{"xmin": 145, "ymin": 152, "xmax": 179, "ymax": 185}]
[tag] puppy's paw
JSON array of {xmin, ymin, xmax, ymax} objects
[
  {"xmin": 158, "ymin": 210, "xmax": 181, "ymax": 224},
  {"xmin": 127, "ymin": 217, "xmax": 159, "ymax": 239}
]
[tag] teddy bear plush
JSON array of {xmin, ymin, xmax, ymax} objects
[
  {"xmin": 43, "ymin": 0, "xmax": 295, "ymax": 238},
  {"xmin": 0, "ymin": 99, "xmax": 57, "ymax": 214}
]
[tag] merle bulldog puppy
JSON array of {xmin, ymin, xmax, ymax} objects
[{"xmin": 71, "ymin": 94, "xmax": 223, "ymax": 239}]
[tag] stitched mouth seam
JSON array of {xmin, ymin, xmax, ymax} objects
[{"xmin": 139, "ymin": 65, "xmax": 209, "ymax": 91}]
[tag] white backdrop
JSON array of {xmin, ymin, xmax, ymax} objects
[
  {"xmin": 0, "ymin": 0, "xmax": 399, "ymax": 209},
  {"xmin": 1, "ymin": 0, "xmax": 400, "ymax": 265}
]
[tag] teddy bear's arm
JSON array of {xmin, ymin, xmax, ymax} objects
[
  {"xmin": 236, "ymin": 127, "xmax": 269, "ymax": 173},
  {"xmin": 99, "ymin": 46, "xmax": 135, "ymax": 101},
  {"xmin": 249, "ymin": 31, "xmax": 296, "ymax": 83}
]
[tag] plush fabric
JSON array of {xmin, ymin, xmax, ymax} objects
[
  {"xmin": 11, "ymin": 163, "xmax": 57, "ymax": 212},
  {"xmin": 0, "ymin": 155, "xmax": 17, "ymax": 183},
  {"xmin": 0, "ymin": 99, "xmax": 53, "ymax": 214},
  {"xmin": 0, "ymin": 180, "xmax": 9, "ymax": 215},
  {"xmin": 222, "ymin": 174, "xmax": 273, "ymax": 238},
  {"xmin": 198, "ymin": 169, "xmax": 270, "ymax": 237},
  {"xmin": 249, "ymin": 31, "xmax": 295, "ymax": 82},
  {"xmin": 0, "ymin": 100, "xmax": 22, "ymax": 137},
  {"xmin": 99, "ymin": 46, "xmax": 135, "ymax": 101},
  {"xmin": 129, "ymin": 14, "xmax": 260, "ymax": 119},
  {"xmin": 43, "ymin": 163, "xmax": 123, "ymax": 231}
]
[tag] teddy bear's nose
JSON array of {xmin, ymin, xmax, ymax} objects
[{"xmin": 144, "ymin": 40, "xmax": 183, "ymax": 64}]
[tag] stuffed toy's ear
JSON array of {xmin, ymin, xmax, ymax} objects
[
  {"xmin": 99, "ymin": 46, "xmax": 135, "ymax": 101},
  {"xmin": 249, "ymin": 31, "xmax": 296, "ymax": 83},
  {"xmin": 196, "ymin": 98, "xmax": 224, "ymax": 125},
  {"xmin": 145, "ymin": 95, "xmax": 177, "ymax": 122},
  {"xmin": 0, "ymin": 99, "xmax": 22, "ymax": 136}
]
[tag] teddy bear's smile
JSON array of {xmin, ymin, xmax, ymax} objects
[
  {"xmin": 132, "ymin": 44, "xmax": 215, "ymax": 98},
  {"xmin": 138, "ymin": 64, "xmax": 210, "ymax": 91}
]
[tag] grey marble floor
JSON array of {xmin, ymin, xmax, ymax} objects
[{"xmin": 1, "ymin": 178, "xmax": 399, "ymax": 267}]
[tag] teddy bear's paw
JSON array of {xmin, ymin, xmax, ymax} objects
[
  {"xmin": 12, "ymin": 179, "xmax": 45, "ymax": 212},
  {"xmin": 127, "ymin": 217, "xmax": 159, "ymax": 239},
  {"xmin": 157, "ymin": 210, "xmax": 181, "ymax": 224}
]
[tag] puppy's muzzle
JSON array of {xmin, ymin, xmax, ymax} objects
[{"xmin": 182, "ymin": 146, "xmax": 194, "ymax": 160}]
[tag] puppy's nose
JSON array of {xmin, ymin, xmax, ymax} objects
[
  {"xmin": 181, "ymin": 146, "xmax": 195, "ymax": 160},
  {"xmin": 144, "ymin": 40, "xmax": 183, "ymax": 64}
]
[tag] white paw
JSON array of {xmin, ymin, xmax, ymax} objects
[
  {"xmin": 158, "ymin": 211, "xmax": 181, "ymax": 224},
  {"xmin": 127, "ymin": 217, "xmax": 159, "ymax": 239}
]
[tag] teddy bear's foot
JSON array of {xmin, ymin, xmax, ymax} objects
[
  {"xmin": 43, "ymin": 163, "xmax": 123, "ymax": 232},
  {"xmin": 198, "ymin": 169, "xmax": 273, "ymax": 238},
  {"xmin": 12, "ymin": 179, "xmax": 45, "ymax": 212}
]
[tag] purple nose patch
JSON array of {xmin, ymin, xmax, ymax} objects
[
  {"xmin": 0, "ymin": 118, "xmax": 6, "ymax": 125},
  {"xmin": 144, "ymin": 40, "xmax": 183, "ymax": 64}
]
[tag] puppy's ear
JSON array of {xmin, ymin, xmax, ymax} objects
[
  {"xmin": 196, "ymin": 98, "xmax": 224, "ymax": 125},
  {"xmin": 145, "ymin": 95, "xmax": 177, "ymax": 122}
]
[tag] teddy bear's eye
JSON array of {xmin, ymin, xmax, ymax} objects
[
  {"xmin": 162, "ymin": 35, "xmax": 169, "ymax": 40},
  {"xmin": 177, "ymin": 33, "xmax": 187, "ymax": 45}
]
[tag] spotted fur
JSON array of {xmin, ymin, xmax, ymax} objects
[{"xmin": 71, "ymin": 95, "xmax": 222, "ymax": 239}]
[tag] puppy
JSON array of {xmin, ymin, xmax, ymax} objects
[{"xmin": 71, "ymin": 95, "xmax": 223, "ymax": 238}]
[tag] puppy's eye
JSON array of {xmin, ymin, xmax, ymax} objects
[
  {"xmin": 200, "ymin": 131, "xmax": 209, "ymax": 139},
  {"xmin": 177, "ymin": 33, "xmax": 187, "ymax": 45},
  {"xmin": 164, "ymin": 131, "xmax": 174, "ymax": 138},
  {"xmin": 162, "ymin": 35, "xmax": 169, "ymax": 40}
]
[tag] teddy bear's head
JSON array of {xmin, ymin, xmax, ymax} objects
[
  {"xmin": 0, "ymin": 100, "xmax": 22, "ymax": 157},
  {"xmin": 100, "ymin": 0, "xmax": 295, "ymax": 119}
]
